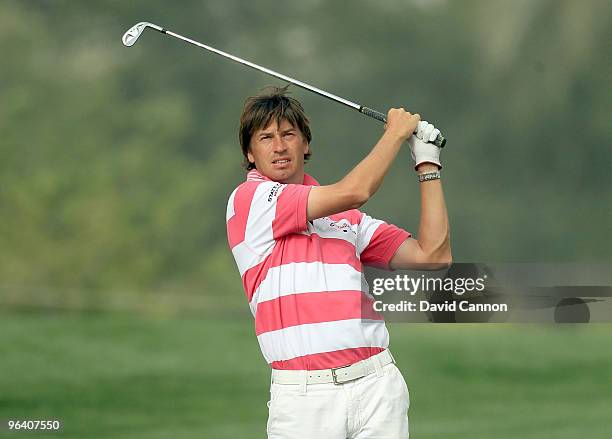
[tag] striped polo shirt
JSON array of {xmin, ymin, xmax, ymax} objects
[{"xmin": 226, "ymin": 169, "xmax": 410, "ymax": 370}]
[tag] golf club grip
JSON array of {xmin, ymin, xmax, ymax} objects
[{"xmin": 360, "ymin": 106, "xmax": 446, "ymax": 148}]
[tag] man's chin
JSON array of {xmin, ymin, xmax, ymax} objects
[
  {"xmin": 267, "ymin": 168, "xmax": 301, "ymax": 184},
  {"xmin": 275, "ymin": 172, "xmax": 293, "ymax": 183}
]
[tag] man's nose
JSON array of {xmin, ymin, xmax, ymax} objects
[{"xmin": 272, "ymin": 135, "xmax": 288, "ymax": 152}]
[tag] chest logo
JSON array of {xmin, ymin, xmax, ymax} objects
[
  {"xmin": 267, "ymin": 183, "xmax": 282, "ymax": 202},
  {"xmin": 324, "ymin": 217, "xmax": 357, "ymax": 235}
]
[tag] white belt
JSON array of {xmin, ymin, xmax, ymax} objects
[{"xmin": 271, "ymin": 350, "xmax": 395, "ymax": 385}]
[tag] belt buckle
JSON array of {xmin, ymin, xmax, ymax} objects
[{"xmin": 331, "ymin": 364, "xmax": 352, "ymax": 385}]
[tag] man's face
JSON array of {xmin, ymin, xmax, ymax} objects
[{"xmin": 247, "ymin": 118, "xmax": 310, "ymax": 184}]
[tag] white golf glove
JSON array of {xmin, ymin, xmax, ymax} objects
[{"xmin": 407, "ymin": 121, "xmax": 442, "ymax": 170}]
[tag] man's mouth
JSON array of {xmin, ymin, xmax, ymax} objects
[{"xmin": 272, "ymin": 158, "xmax": 291, "ymax": 165}]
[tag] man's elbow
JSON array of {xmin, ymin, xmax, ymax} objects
[
  {"xmin": 435, "ymin": 234, "xmax": 453, "ymax": 266},
  {"xmin": 433, "ymin": 252, "xmax": 453, "ymax": 269},
  {"xmin": 339, "ymin": 181, "xmax": 371, "ymax": 210},
  {"xmin": 335, "ymin": 174, "xmax": 378, "ymax": 209},
  {"xmin": 420, "ymin": 255, "xmax": 452, "ymax": 270},
  {"xmin": 349, "ymin": 190, "xmax": 370, "ymax": 209},
  {"xmin": 421, "ymin": 235, "xmax": 452, "ymax": 269}
]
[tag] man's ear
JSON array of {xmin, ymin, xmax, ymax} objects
[
  {"xmin": 304, "ymin": 142, "xmax": 310, "ymax": 155},
  {"xmin": 247, "ymin": 150, "xmax": 255, "ymax": 166}
]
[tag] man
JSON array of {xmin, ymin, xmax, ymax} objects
[{"xmin": 226, "ymin": 86, "xmax": 451, "ymax": 439}]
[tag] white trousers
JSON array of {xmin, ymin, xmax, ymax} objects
[{"xmin": 267, "ymin": 362, "xmax": 410, "ymax": 439}]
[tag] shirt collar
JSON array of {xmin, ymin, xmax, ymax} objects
[{"xmin": 246, "ymin": 169, "xmax": 320, "ymax": 186}]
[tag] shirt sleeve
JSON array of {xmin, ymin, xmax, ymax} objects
[
  {"xmin": 356, "ymin": 212, "xmax": 411, "ymax": 269},
  {"xmin": 229, "ymin": 181, "xmax": 312, "ymax": 256}
]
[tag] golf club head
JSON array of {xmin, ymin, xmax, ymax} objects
[{"xmin": 122, "ymin": 22, "xmax": 164, "ymax": 47}]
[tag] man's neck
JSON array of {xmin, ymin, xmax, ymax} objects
[{"xmin": 248, "ymin": 169, "xmax": 319, "ymax": 186}]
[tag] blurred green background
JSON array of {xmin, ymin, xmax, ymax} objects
[{"xmin": 1, "ymin": 0, "xmax": 610, "ymax": 437}]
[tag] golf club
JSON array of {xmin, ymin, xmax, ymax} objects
[{"xmin": 122, "ymin": 21, "xmax": 447, "ymax": 147}]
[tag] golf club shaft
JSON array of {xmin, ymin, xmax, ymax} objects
[{"xmin": 130, "ymin": 24, "xmax": 446, "ymax": 147}]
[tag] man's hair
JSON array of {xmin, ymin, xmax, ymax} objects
[{"xmin": 239, "ymin": 85, "xmax": 312, "ymax": 170}]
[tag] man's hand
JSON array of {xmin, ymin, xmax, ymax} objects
[
  {"xmin": 408, "ymin": 121, "xmax": 442, "ymax": 170},
  {"xmin": 384, "ymin": 108, "xmax": 421, "ymax": 141},
  {"xmin": 384, "ymin": 110, "xmax": 442, "ymax": 170}
]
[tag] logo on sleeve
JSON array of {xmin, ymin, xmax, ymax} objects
[{"xmin": 267, "ymin": 183, "xmax": 282, "ymax": 202}]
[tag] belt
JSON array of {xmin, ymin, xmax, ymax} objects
[{"xmin": 271, "ymin": 350, "xmax": 395, "ymax": 385}]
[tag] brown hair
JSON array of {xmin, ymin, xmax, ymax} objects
[{"xmin": 239, "ymin": 85, "xmax": 312, "ymax": 170}]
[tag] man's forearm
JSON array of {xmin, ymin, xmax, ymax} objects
[
  {"xmin": 307, "ymin": 109, "xmax": 420, "ymax": 220},
  {"xmin": 416, "ymin": 164, "xmax": 451, "ymax": 263},
  {"xmin": 340, "ymin": 130, "xmax": 405, "ymax": 202}
]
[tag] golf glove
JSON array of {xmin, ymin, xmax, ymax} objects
[{"xmin": 408, "ymin": 121, "xmax": 442, "ymax": 170}]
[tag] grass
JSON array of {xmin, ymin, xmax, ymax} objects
[{"xmin": 1, "ymin": 311, "xmax": 611, "ymax": 438}]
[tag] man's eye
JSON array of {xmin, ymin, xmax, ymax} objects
[
  {"xmin": 283, "ymin": 133, "xmax": 295, "ymax": 137},
  {"xmin": 260, "ymin": 135, "xmax": 271, "ymax": 140}
]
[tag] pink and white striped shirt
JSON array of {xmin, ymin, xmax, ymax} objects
[{"xmin": 226, "ymin": 169, "xmax": 410, "ymax": 370}]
